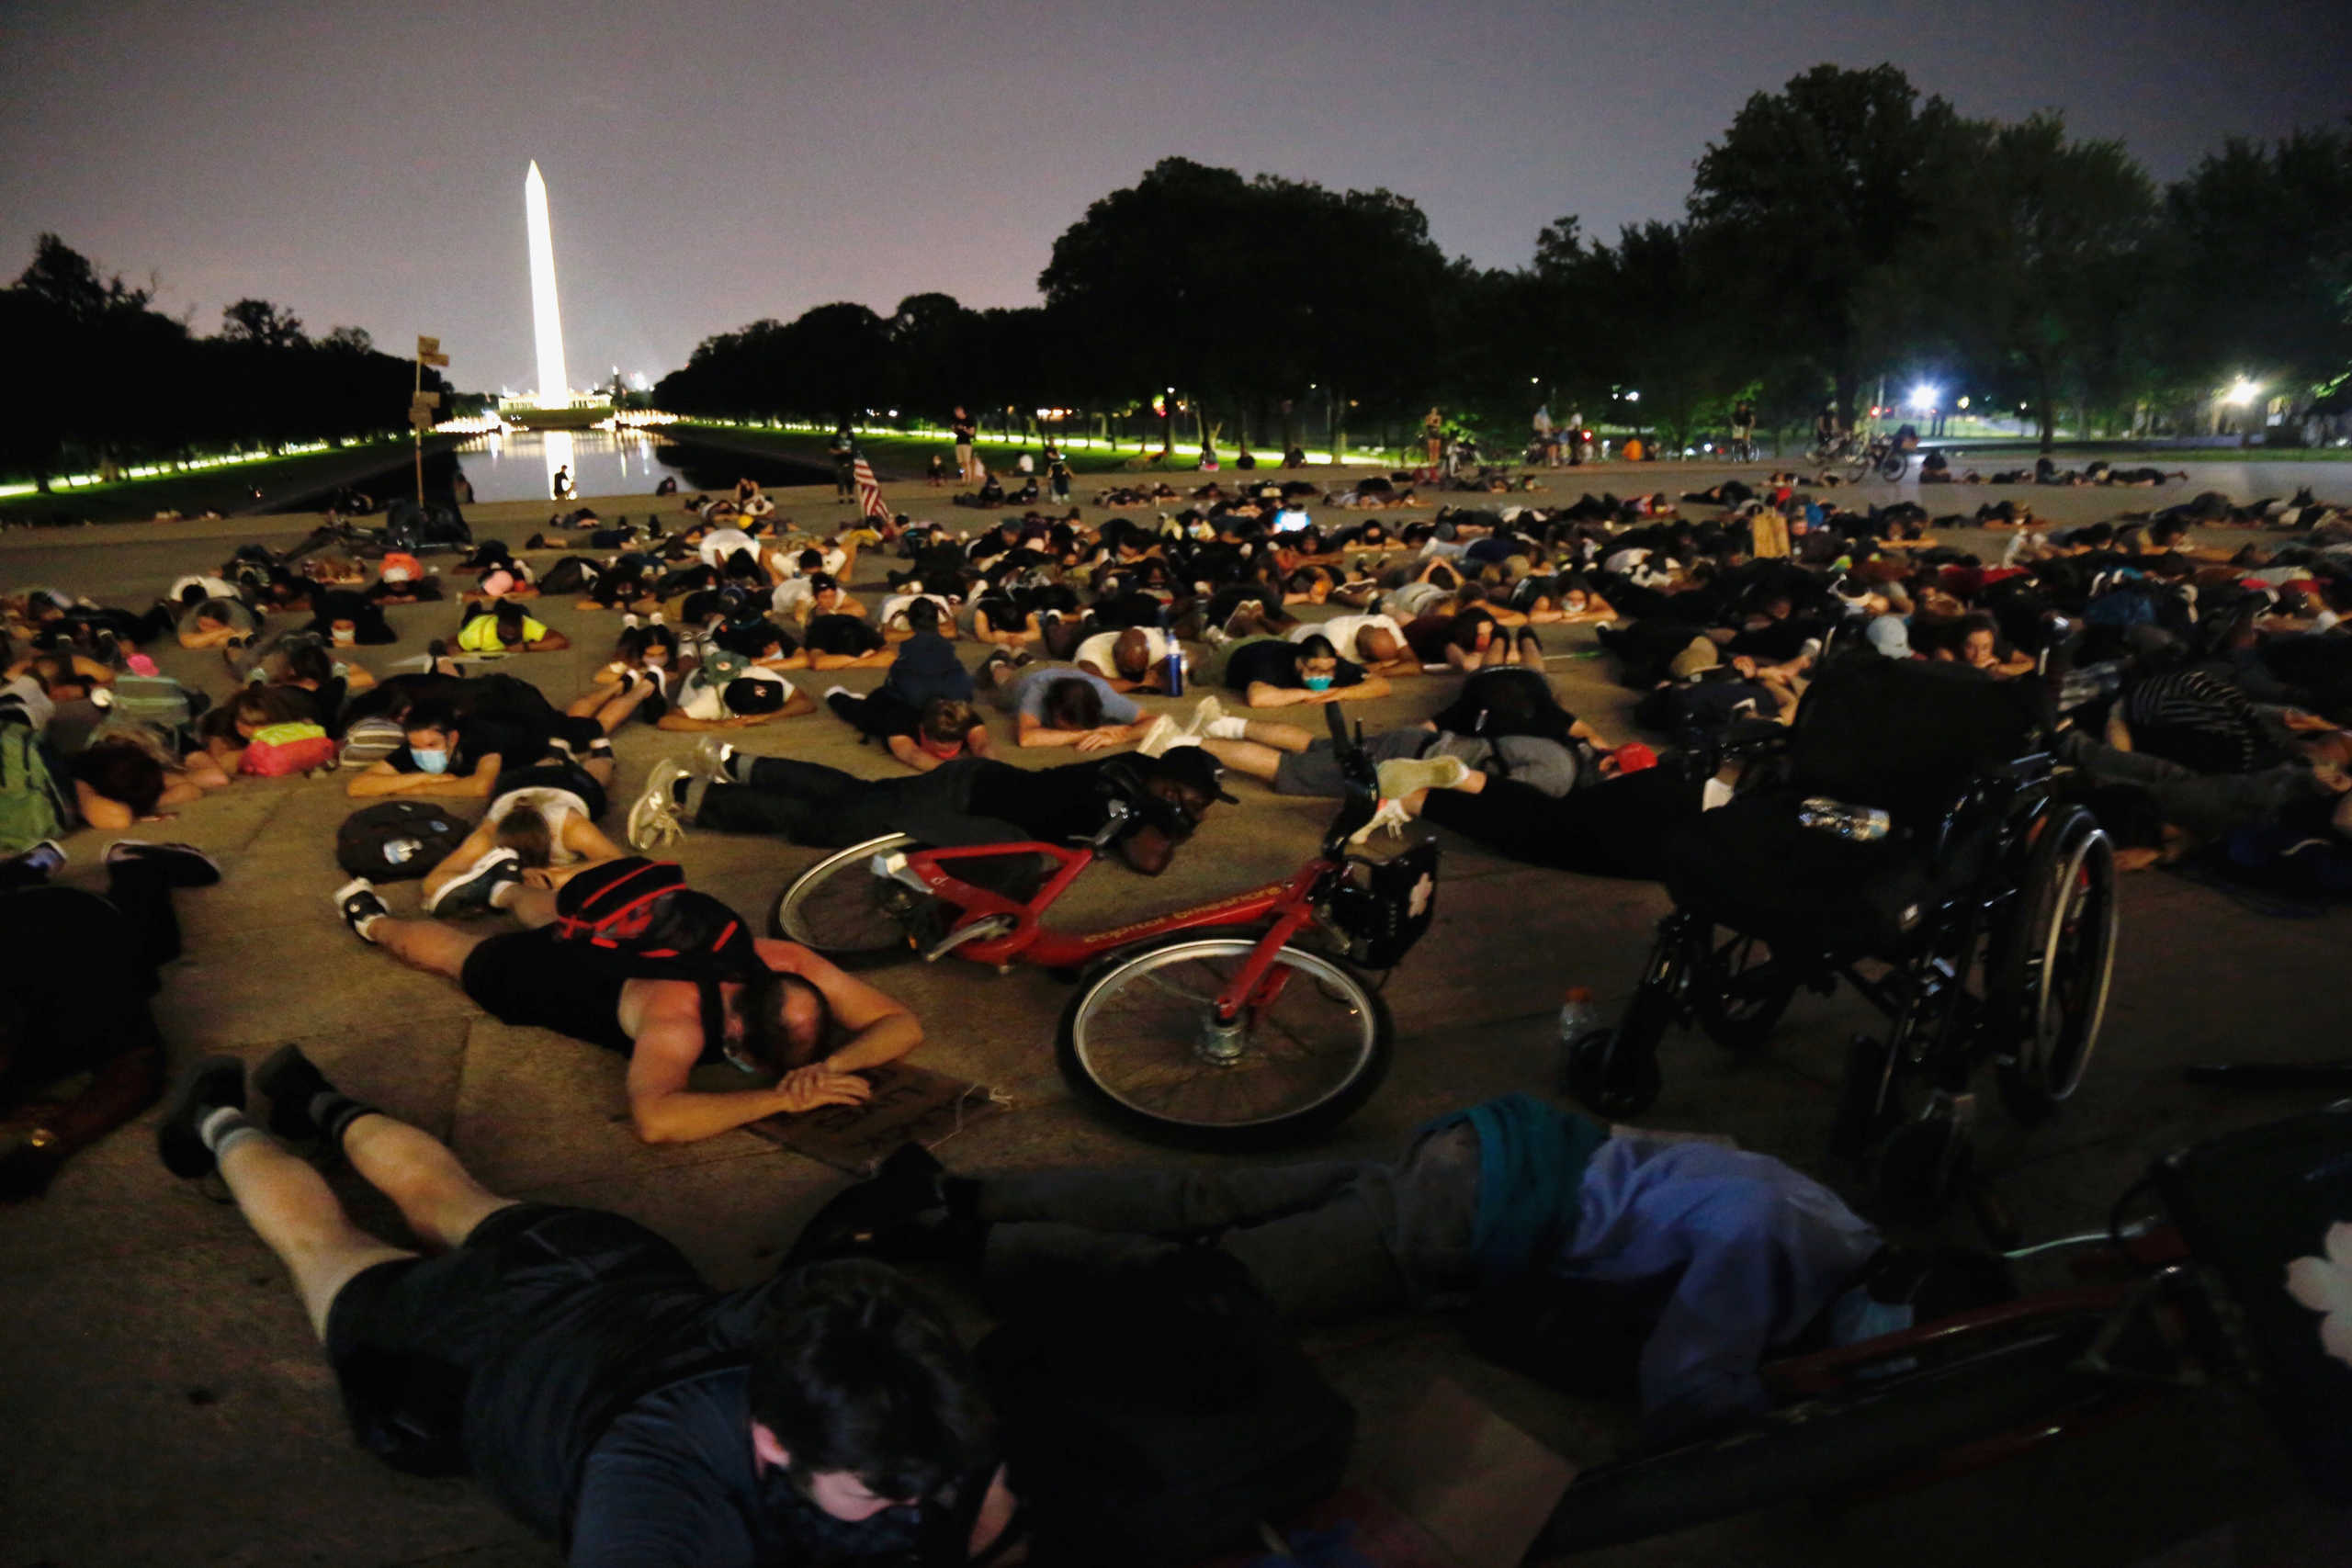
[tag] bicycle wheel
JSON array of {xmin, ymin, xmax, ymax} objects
[
  {"xmin": 1057, "ymin": 932, "xmax": 1392, "ymax": 1148},
  {"xmin": 1532, "ymin": 1312, "xmax": 2119, "ymax": 1554},
  {"xmin": 1877, "ymin": 449, "xmax": 1908, "ymax": 481},
  {"xmin": 770, "ymin": 832, "xmax": 922, "ymax": 966}
]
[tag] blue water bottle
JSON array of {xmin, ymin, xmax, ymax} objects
[{"xmin": 1162, "ymin": 647, "xmax": 1185, "ymax": 697}]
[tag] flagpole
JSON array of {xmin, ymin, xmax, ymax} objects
[{"xmin": 413, "ymin": 351, "xmax": 425, "ymax": 508}]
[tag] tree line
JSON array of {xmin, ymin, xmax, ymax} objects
[
  {"xmin": 660, "ymin": 63, "xmax": 2350, "ymax": 457},
  {"xmin": 0, "ymin": 234, "xmax": 458, "ymax": 491}
]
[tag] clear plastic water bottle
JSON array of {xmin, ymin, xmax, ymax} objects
[
  {"xmin": 1557, "ymin": 986, "xmax": 1600, "ymax": 1056},
  {"xmin": 1797, "ymin": 797, "xmax": 1891, "ymax": 842}
]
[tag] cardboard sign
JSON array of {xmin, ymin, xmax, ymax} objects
[{"xmin": 743, "ymin": 1061, "xmax": 1008, "ymax": 1174}]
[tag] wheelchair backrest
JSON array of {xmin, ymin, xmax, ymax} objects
[
  {"xmin": 1788, "ymin": 659, "xmax": 2048, "ymax": 824},
  {"xmin": 2156, "ymin": 1103, "xmax": 2352, "ymax": 1504}
]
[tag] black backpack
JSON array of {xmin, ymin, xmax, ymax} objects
[
  {"xmin": 548, "ymin": 858, "xmax": 763, "ymax": 1048},
  {"xmin": 979, "ymin": 1253, "xmax": 1353, "ymax": 1567},
  {"xmin": 1430, "ymin": 665, "xmax": 1577, "ymax": 745},
  {"xmin": 335, "ymin": 801, "xmax": 469, "ymax": 881}
]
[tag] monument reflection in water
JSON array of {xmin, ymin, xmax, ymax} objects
[{"xmin": 453, "ymin": 428, "xmax": 676, "ymax": 503}]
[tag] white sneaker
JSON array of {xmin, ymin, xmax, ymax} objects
[
  {"xmin": 1136, "ymin": 714, "xmax": 1182, "ymax": 758},
  {"xmin": 628, "ymin": 759, "xmax": 692, "ymax": 851},
  {"xmin": 1374, "ymin": 755, "xmax": 1471, "ymax": 799},
  {"xmin": 1184, "ymin": 694, "xmax": 1227, "ymax": 739},
  {"xmin": 621, "ymin": 613, "xmax": 640, "ymax": 630},
  {"xmin": 649, "ymin": 610, "xmax": 665, "ymax": 626},
  {"xmin": 693, "ymin": 735, "xmax": 736, "ymax": 783}
]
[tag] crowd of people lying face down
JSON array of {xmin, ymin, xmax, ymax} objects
[{"xmin": 5, "ymin": 463, "xmax": 2350, "ymax": 1565}]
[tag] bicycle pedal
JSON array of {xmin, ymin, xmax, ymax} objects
[{"xmin": 921, "ymin": 914, "xmax": 1015, "ymax": 963}]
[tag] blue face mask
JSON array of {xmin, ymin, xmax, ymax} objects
[
  {"xmin": 1301, "ymin": 674, "xmax": 1334, "ymax": 692},
  {"xmin": 411, "ymin": 747, "xmax": 450, "ymax": 774}
]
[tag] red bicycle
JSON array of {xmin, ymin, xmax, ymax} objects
[{"xmin": 769, "ymin": 711, "xmax": 1440, "ymax": 1147}]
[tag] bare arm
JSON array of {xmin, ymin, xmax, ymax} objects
[
  {"xmin": 1017, "ymin": 713, "xmax": 1149, "ymax": 750},
  {"xmin": 752, "ymin": 939, "xmax": 922, "ymax": 1075},
  {"xmin": 623, "ymin": 1008, "xmax": 870, "ymax": 1145},
  {"xmin": 887, "ymin": 734, "xmax": 949, "ymax": 773}
]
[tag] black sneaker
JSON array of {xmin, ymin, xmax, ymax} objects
[
  {"xmin": 157, "ymin": 1055, "xmax": 248, "ymax": 1179},
  {"xmin": 426, "ymin": 848, "xmax": 524, "ymax": 918},
  {"xmin": 785, "ymin": 1144, "xmax": 954, "ymax": 1267},
  {"xmin": 254, "ymin": 1043, "xmax": 334, "ymax": 1143},
  {"xmin": 105, "ymin": 840, "xmax": 222, "ymax": 888},
  {"xmin": 333, "ymin": 877, "xmax": 390, "ymax": 940}
]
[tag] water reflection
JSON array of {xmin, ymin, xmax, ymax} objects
[{"xmin": 447, "ymin": 428, "xmax": 824, "ymax": 503}]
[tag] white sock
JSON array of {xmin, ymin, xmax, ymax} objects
[
  {"xmin": 198, "ymin": 1104, "xmax": 257, "ymax": 1155},
  {"xmin": 354, "ymin": 911, "xmax": 383, "ymax": 942},
  {"xmin": 489, "ymin": 880, "xmax": 520, "ymax": 909},
  {"xmin": 1204, "ymin": 716, "xmax": 1249, "ymax": 739}
]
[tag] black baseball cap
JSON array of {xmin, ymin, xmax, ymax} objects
[{"xmin": 1149, "ymin": 745, "xmax": 1239, "ymax": 803}]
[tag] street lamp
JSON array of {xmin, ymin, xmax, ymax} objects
[
  {"xmin": 2224, "ymin": 378, "xmax": 2261, "ymax": 406},
  {"xmin": 1908, "ymin": 384, "xmax": 1939, "ymax": 412}
]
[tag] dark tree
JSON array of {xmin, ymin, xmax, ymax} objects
[
  {"xmin": 1687, "ymin": 63, "xmax": 1962, "ymax": 426},
  {"xmin": 1926, "ymin": 114, "xmax": 2159, "ymax": 449},
  {"xmin": 219, "ymin": 298, "xmax": 308, "ymax": 349},
  {"xmin": 2163, "ymin": 125, "xmax": 2352, "ymax": 404}
]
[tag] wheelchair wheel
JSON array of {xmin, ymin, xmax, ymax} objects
[
  {"xmin": 1690, "ymin": 930, "xmax": 1798, "ymax": 1052},
  {"xmin": 1565, "ymin": 1030, "xmax": 1661, "ymax": 1120},
  {"xmin": 1990, "ymin": 807, "xmax": 2119, "ymax": 1125},
  {"xmin": 770, "ymin": 832, "xmax": 923, "ymax": 966}
]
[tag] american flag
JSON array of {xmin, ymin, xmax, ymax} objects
[{"xmin": 854, "ymin": 456, "xmax": 890, "ymax": 524}]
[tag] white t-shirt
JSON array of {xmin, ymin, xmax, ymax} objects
[
  {"xmin": 1291, "ymin": 613, "xmax": 1405, "ymax": 662},
  {"xmin": 1074, "ymin": 626, "xmax": 1177, "ymax": 680},
  {"xmin": 487, "ymin": 786, "xmax": 591, "ymax": 864},
  {"xmin": 171, "ymin": 574, "xmax": 239, "ymax": 603},
  {"xmin": 698, "ymin": 528, "xmax": 757, "ymax": 569},
  {"xmin": 679, "ymin": 666, "xmax": 793, "ymax": 722},
  {"xmin": 770, "ymin": 578, "xmax": 815, "ymax": 618}
]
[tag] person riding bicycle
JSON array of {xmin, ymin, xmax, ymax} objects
[
  {"xmin": 1812, "ymin": 404, "xmax": 1844, "ymax": 455},
  {"xmin": 1731, "ymin": 400, "xmax": 1756, "ymax": 455}
]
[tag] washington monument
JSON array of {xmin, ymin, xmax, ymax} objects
[{"xmin": 523, "ymin": 161, "xmax": 569, "ymax": 402}]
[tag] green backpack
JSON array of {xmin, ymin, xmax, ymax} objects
[{"xmin": 0, "ymin": 722, "xmax": 75, "ymax": 854}]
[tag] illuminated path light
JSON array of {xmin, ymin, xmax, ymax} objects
[{"xmin": 524, "ymin": 162, "xmax": 570, "ymax": 405}]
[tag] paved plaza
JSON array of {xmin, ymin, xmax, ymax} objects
[{"xmin": 3, "ymin": 462, "xmax": 2346, "ymax": 1567}]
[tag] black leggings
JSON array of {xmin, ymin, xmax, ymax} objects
[
  {"xmin": 1418, "ymin": 771, "xmax": 1704, "ymax": 879},
  {"xmin": 694, "ymin": 756, "xmax": 1005, "ymax": 848}
]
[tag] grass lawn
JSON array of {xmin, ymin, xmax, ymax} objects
[{"xmin": 0, "ymin": 437, "xmax": 439, "ymax": 527}]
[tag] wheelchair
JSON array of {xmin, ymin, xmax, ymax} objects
[{"xmin": 1565, "ymin": 658, "xmax": 2120, "ymax": 1218}]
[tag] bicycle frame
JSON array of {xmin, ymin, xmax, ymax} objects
[{"xmin": 879, "ymin": 836, "xmax": 1343, "ymax": 1015}]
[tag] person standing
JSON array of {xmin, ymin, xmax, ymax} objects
[
  {"xmin": 1422, "ymin": 407, "xmax": 1444, "ymax": 471},
  {"xmin": 1731, "ymin": 399, "xmax": 1757, "ymax": 460},
  {"xmin": 951, "ymin": 407, "xmax": 977, "ymax": 483},
  {"xmin": 1532, "ymin": 405, "xmax": 1556, "ymax": 467},
  {"xmin": 828, "ymin": 423, "xmax": 856, "ymax": 502},
  {"xmin": 550, "ymin": 466, "xmax": 572, "ymax": 502}
]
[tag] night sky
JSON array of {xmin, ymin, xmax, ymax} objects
[{"xmin": 4, "ymin": 0, "xmax": 2343, "ymax": 395}]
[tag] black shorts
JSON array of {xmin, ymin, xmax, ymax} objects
[
  {"xmin": 458, "ymin": 927, "xmax": 635, "ymax": 1054},
  {"xmin": 324, "ymin": 1203, "xmax": 710, "ymax": 1534}
]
